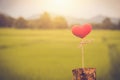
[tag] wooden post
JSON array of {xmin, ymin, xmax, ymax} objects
[{"xmin": 72, "ymin": 68, "xmax": 96, "ymax": 80}]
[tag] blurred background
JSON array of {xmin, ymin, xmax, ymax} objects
[{"xmin": 0, "ymin": 0, "xmax": 120, "ymax": 80}]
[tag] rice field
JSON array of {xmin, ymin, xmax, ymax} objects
[{"xmin": 0, "ymin": 28, "xmax": 120, "ymax": 80}]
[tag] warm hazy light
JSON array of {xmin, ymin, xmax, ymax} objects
[
  {"xmin": 45, "ymin": 0, "xmax": 73, "ymax": 15},
  {"xmin": 0, "ymin": 0, "xmax": 120, "ymax": 18},
  {"xmin": 54, "ymin": 0, "xmax": 64, "ymax": 5}
]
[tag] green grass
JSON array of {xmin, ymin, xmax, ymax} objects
[{"xmin": 0, "ymin": 28, "xmax": 120, "ymax": 80}]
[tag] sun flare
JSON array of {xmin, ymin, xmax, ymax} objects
[
  {"xmin": 54, "ymin": 0, "xmax": 64, "ymax": 5},
  {"xmin": 51, "ymin": 0, "xmax": 68, "ymax": 8},
  {"xmin": 45, "ymin": 0, "xmax": 73, "ymax": 15}
]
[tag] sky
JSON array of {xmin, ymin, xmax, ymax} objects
[{"xmin": 0, "ymin": 0, "xmax": 120, "ymax": 19}]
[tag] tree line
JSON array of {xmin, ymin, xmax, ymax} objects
[
  {"xmin": 0, "ymin": 12, "xmax": 68, "ymax": 29},
  {"xmin": 92, "ymin": 18, "xmax": 120, "ymax": 30},
  {"xmin": 0, "ymin": 12, "xmax": 120, "ymax": 30}
]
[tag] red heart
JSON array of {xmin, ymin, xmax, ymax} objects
[{"xmin": 72, "ymin": 24, "xmax": 92, "ymax": 38}]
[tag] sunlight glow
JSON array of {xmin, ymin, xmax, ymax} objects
[
  {"xmin": 45, "ymin": 0, "xmax": 73, "ymax": 15},
  {"xmin": 54, "ymin": 0, "xmax": 64, "ymax": 5},
  {"xmin": 0, "ymin": 0, "xmax": 119, "ymax": 19}
]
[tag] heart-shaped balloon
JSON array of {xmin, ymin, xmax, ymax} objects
[{"xmin": 72, "ymin": 24, "xmax": 92, "ymax": 38}]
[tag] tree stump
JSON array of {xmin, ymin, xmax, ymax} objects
[{"xmin": 72, "ymin": 68, "xmax": 96, "ymax": 80}]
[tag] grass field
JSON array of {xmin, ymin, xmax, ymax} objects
[{"xmin": 0, "ymin": 28, "xmax": 120, "ymax": 80}]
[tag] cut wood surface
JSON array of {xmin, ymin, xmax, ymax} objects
[{"xmin": 72, "ymin": 68, "xmax": 96, "ymax": 80}]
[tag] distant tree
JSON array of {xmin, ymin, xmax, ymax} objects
[
  {"xmin": 102, "ymin": 17, "xmax": 114, "ymax": 29},
  {"xmin": 14, "ymin": 17, "xmax": 28, "ymax": 29},
  {"xmin": 6, "ymin": 17, "xmax": 15, "ymax": 27},
  {"xmin": 27, "ymin": 19, "xmax": 39, "ymax": 29},
  {"xmin": 117, "ymin": 20, "xmax": 120, "ymax": 29},
  {"xmin": 39, "ymin": 12, "xmax": 52, "ymax": 29},
  {"xmin": 0, "ymin": 14, "xmax": 7, "ymax": 27},
  {"xmin": 103, "ymin": 17, "xmax": 111, "ymax": 24},
  {"xmin": 91, "ymin": 23, "xmax": 101, "ymax": 29},
  {"xmin": 53, "ymin": 16, "xmax": 68, "ymax": 29},
  {"xmin": 0, "ymin": 13, "xmax": 15, "ymax": 27}
]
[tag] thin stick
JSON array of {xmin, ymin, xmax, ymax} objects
[
  {"xmin": 80, "ymin": 39, "xmax": 93, "ymax": 68},
  {"xmin": 81, "ymin": 41, "xmax": 84, "ymax": 68}
]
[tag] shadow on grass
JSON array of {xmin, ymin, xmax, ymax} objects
[
  {"xmin": 0, "ymin": 57, "xmax": 41, "ymax": 80},
  {"xmin": 108, "ymin": 44, "xmax": 120, "ymax": 80},
  {"xmin": 0, "ymin": 66, "xmax": 41, "ymax": 80},
  {"xmin": 97, "ymin": 37, "xmax": 120, "ymax": 80}
]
